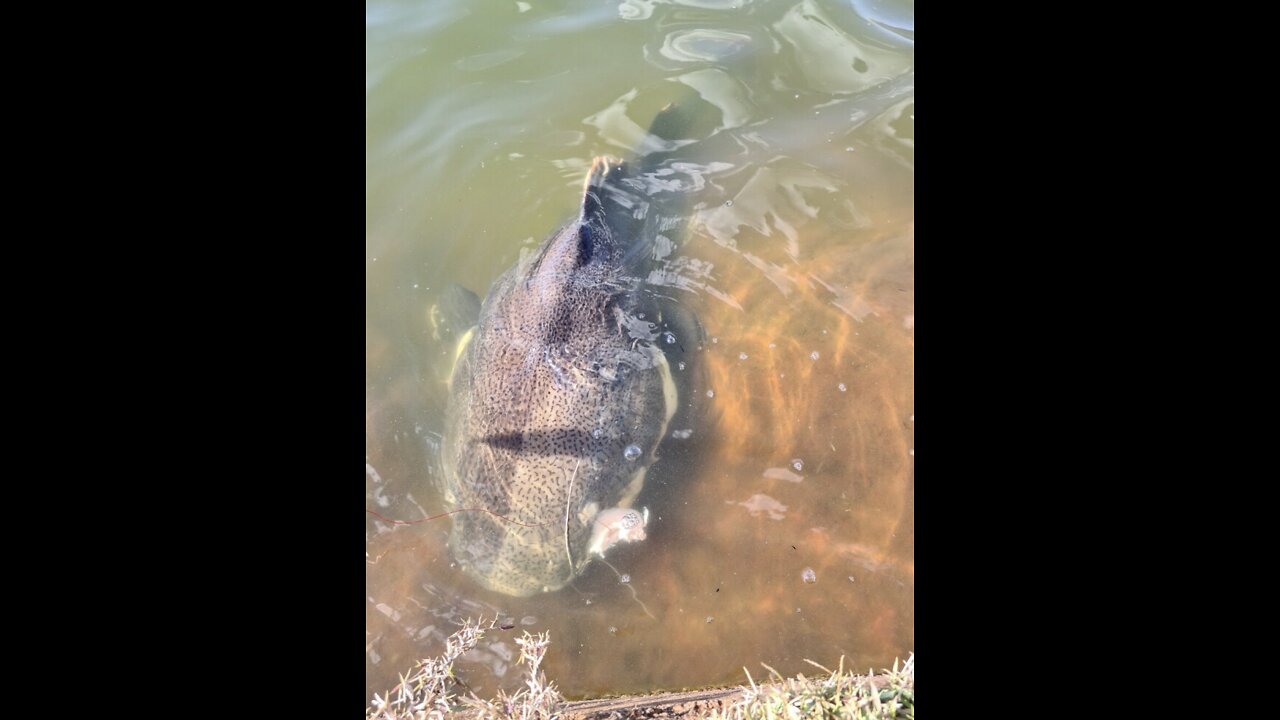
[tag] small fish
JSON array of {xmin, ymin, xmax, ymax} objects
[{"xmin": 587, "ymin": 507, "xmax": 649, "ymax": 557}]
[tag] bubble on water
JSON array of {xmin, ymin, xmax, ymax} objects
[
  {"xmin": 624, "ymin": 444, "xmax": 642, "ymax": 461},
  {"xmin": 795, "ymin": 607, "xmax": 802, "ymax": 613},
  {"xmin": 838, "ymin": 383, "xmax": 847, "ymax": 392},
  {"xmin": 705, "ymin": 616, "xmax": 714, "ymax": 623},
  {"xmin": 706, "ymin": 389, "xmax": 715, "ymax": 398},
  {"xmin": 847, "ymin": 576, "xmax": 856, "ymax": 583},
  {"xmin": 637, "ymin": 313, "xmax": 645, "ymax": 319},
  {"xmin": 413, "ymin": 283, "xmax": 419, "ymax": 288},
  {"xmin": 739, "ymin": 352, "xmax": 748, "ymax": 360},
  {"xmin": 619, "ymin": 574, "xmax": 631, "ymax": 584},
  {"xmin": 664, "ymin": 332, "xmax": 676, "ymax": 344},
  {"xmin": 609, "ymin": 625, "xmax": 618, "ymax": 634},
  {"xmin": 801, "ymin": 567, "xmax": 817, "ymax": 583},
  {"xmin": 724, "ymin": 200, "xmax": 733, "ymax": 207},
  {"xmin": 592, "ymin": 428, "xmax": 603, "ymax": 439},
  {"xmin": 585, "ymin": 598, "xmax": 592, "ymax": 605},
  {"xmin": 711, "ymin": 337, "xmax": 718, "ymax": 343},
  {"xmin": 791, "ymin": 458, "xmax": 804, "ymax": 472},
  {"xmin": 672, "ymin": 429, "xmax": 693, "ymax": 439},
  {"xmin": 846, "ymin": 146, "xmax": 856, "ymax": 152},
  {"xmin": 678, "ymin": 361, "xmax": 686, "ymax": 370},
  {"xmin": 809, "ymin": 351, "xmax": 820, "ymax": 360}
]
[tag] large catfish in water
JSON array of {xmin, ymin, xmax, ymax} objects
[{"xmin": 439, "ymin": 132, "xmax": 702, "ymax": 596}]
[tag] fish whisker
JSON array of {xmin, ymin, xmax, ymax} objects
[{"xmin": 564, "ymin": 458, "xmax": 581, "ymax": 582}]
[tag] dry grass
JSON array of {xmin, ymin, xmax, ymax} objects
[
  {"xmin": 367, "ymin": 618, "xmax": 913, "ymax": 719},
  {"xmin": 717, "ymin": 655, "xmax": 914, "ymax": 719},
  {"xmin": 366, "ymin": 617, "xmax": 562, "ymax": 720}
]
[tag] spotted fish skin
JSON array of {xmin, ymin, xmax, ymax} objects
[{"xmin": 442, "ymin": 157, "xmax": 681, "ymax": 597}]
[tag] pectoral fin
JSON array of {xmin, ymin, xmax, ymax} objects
[{"xmin": 429, "ymin": 284, "xmax": 482, "ymax": 344}]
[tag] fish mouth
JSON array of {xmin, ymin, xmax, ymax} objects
[{"xmin": 583, "ymin": 155, "xmax": 624, "ymax": 195}]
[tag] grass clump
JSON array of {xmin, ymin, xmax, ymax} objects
[
  {"xmin": 367, "ymin": 618, "xmax": 914, "ymax": 719},
  {"xmin": 366, "ymin": 617, "xmax": 562, "ymax": 720},
  {"xmin": 718, "ymin": 655, "xmax": 914, "ymax": 720}
]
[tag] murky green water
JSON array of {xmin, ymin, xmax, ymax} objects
[{"xmin": 366, "ymin": 0, "xmax": 913, "ymax": 702}]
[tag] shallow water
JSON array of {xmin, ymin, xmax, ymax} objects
[{"xmin": 366, "ymin": 0, "xmax": 913, "ymax": 701}]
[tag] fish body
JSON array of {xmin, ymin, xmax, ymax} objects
[{"xmin": 441, "ymin": 155, "xmax": 692, "ymax": 596}]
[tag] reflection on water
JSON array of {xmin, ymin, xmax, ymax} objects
[{"xmin": 367, "ymin": 0, "xmax": 913, "ymax": 701}]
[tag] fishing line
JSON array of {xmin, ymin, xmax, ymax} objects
[{"xmin": 600, "ymin": 558, "xmax": 657, "ymax": 621}]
